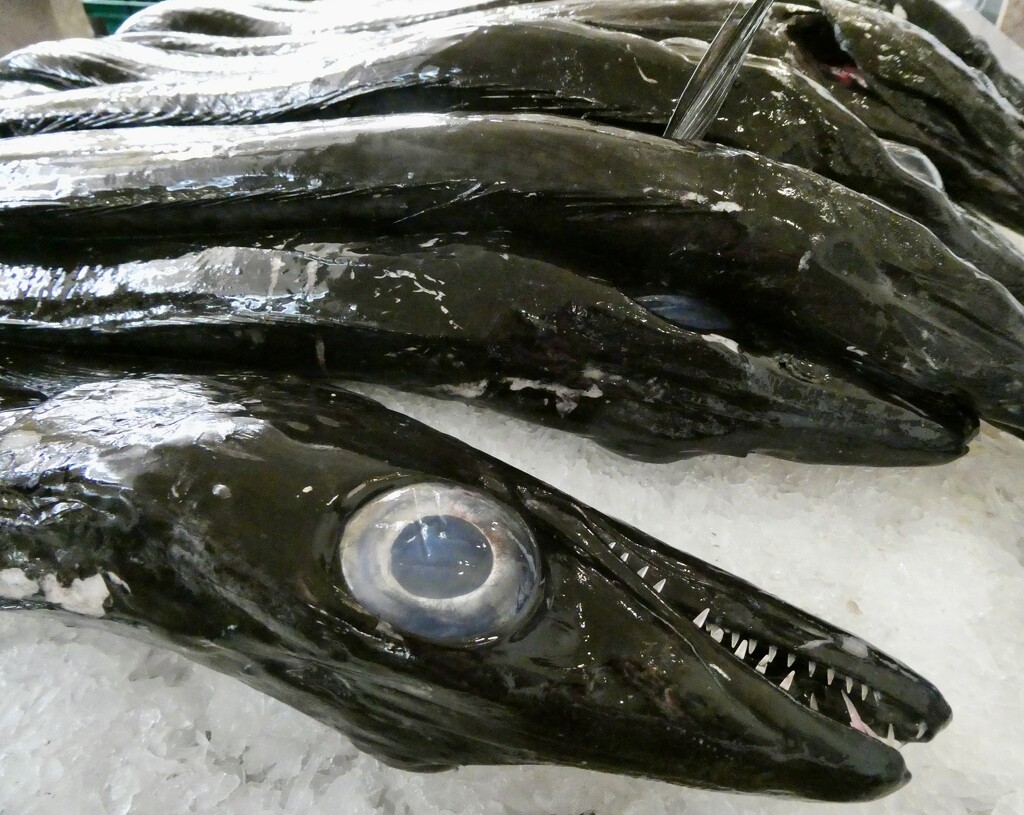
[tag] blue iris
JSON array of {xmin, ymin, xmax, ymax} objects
[{"xmin": 390, "ymin": 515, "xmax": 494, "ymax": 599}]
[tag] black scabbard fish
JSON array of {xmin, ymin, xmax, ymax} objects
[
  {"xmin": 483, "ymin": 0, "xmax": 1024, "ymax": 232},
  {"xmin": 113, "ymin": 0, "xmax": 533, "ymax": 36},
  {"xmin": 0, "ymin": 113, "xmax": 1018, "ymax": 436},
  {"xmin": 0, "ymin": 358, "xmax": 952, "ymax": 799},
  {"xmin": 848, "ymin": 0, "xmax": 1024, "ymax": 114},
  {"xmin": 0, "ymin": 37, "xmax": 293, "ymax": 89},
  {"xmin": 785, "ymin": 0, "xmax": 1024, "ymax": 232},
  {"xmin": 5, "ymin": 20, "xmax": 1022, "ymax": 306},
  {"xmin": 0, "ymin": 236, "xmax": 971, "ymax": 464},
  {"xmin": 116, "ymin": 29, "xmax": 319, "ymax": 56}
]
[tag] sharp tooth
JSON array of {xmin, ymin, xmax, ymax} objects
[
  {"xmin": 711, "ymin": 627, "xmax": 724, "ymax": 643},
  {"xmin": 827, "ymin": 668, "xmax": 835, "ymax": 685},
  {"xmin": 809, "ymin": 693, "xmax": 818, "ymax": 711},
  {"xmin": 653, "ymin": 579, "xmax": 666, "ymax": 594},
  {"xmin": 734, "ymin": 640, "xmax": 748, "ymax": 660},
  {"xmin": 780, "ymin": 670, "xmax": 795, "ymax": 692},
  {"xmin": 845, "ymin": 676, "xmax": 854, "ymax": 694},
  {"xmin": 916, "ymin": 722, "xmax": 927, "ymax": 739},
  {"xmin": 861, "ymin": 683, "xmax": 869, "ymax": 701},
  {"xmin": 730, "ymin": 632, "xmax": 739, "ymax": 648},
  {"xmin": 756, "ymin": 654, "xmax": 770, "ymax": 674},
  {"xmin": 748, "ymin": 639, "xmax": 757, "ymax": 655},
  {"xmin": 636, "ymin": 565, "xmax": 649, "ymax": 579},
  {"xmin": 786, "ymin": 653, "xmax": 795, "ymax": 667},
  {"xmin": 841, "ymin": 690, "xmax": 877, "ymax": 738},
  {"xmin": 692, "ymin": 607, "xmax": 711, "ymax": 628},
  {"xmin": 608, "ymin": 542, "xmax": 616, "ymax": 549},
  {"xmin": 887, "ymin": 724, "xmax": 896, "ymax": 744},
  {"xmin": 767, "ymin": 645, "xmax": 777, "ymax": 663},
  {"xmin": 873, "ymin": 690, "xmax": 882, "ymax": 704},
  {"xmin": 620, "ymin": 552, "xmax": 629, "ymax": 563},
  {"xmin": 808, "ymin": 661, "xmax": 816, "ymax": 678}
]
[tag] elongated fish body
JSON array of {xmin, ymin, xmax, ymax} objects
[
  {"xmin": 114, "ymin": 0, "xmax": 532, "ymax": 36},
  {"xmin": 0, "ymin": 236, "xmax": 974, "ymax": 464},
  {"xmin": 0, "ymin": 358, "xmax": 952, "ymax": 799},
  {"xmin": 663, "ymin": 38, "xmax": 1024, "ymax": 301},
  {"xmin": 494, "ymin": 0, "xmax": 1024, "ymax": 230},
  {"xmin": 0, "ymin": 38, "xmax": 298, "ymax": 89},
  {"xmin": 794, "ymin": 0, "xmax": 1024, "ymax": 233},
  {"xmin": 848, "ymin": 0, "xmax": 1024, "ymax": 114},
  {"xmin": 0, "ymin": 113, "xmax": 1020, "ymax": 433},
  {"xmin": 5, "ymin": 20, "xmax": 1022, "ymax": 304},
  {"xmin": 116, "ymin": 29, "xmax": 320, "ymax": 56}
]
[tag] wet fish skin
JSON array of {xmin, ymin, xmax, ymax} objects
[
  {"xmin": 662, "ymin": 37, "xmax": 1024, "ymax": 302},
  {"xmin": 0, "ymin": 38, "xmax": 274, "ymax": 89},
  {"xmin": 0, "ymin": 360, "xmax": 951, "ymax": 799},
  {"xmin": 116, "ymin": 29, "xmax": 317, "ymax": 56},
  {"xmin": 0, "ymin": 236, "xmax": 971, "ymax": 464},
  {"xmin": 0, "ymin": 112, "xmax": 1019, "ymax": 434},
  {"xmin": 114, "ymin": 0, "xmax": 534, "ymax": 36},
  {"xmin": 787, "ymin": 0, "xmax": 1024, "ymax": 232},
  {"xmin": 498, "ymin": 0, "xmax": 1024, "ymax": 232},
  {"xmin": 6, "ymin": 20, "xmax": 1021, "ymax": 299},
  {"xmin": 847, "ymin": 0, "xmax": 1024, "ymax": 113}
]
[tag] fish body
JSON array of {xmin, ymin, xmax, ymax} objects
[
  {"xmin": 0, "ymin": 113, "xmax": 1018, "ymax": 437},
  {"xmin": 0, "ymin": 236, "xmax": 976, "ymax": 464},
  {"xmin": 849, "ymin": 0, "xmax": 1024, "ymax": 113},
  {"xmin": 6, "ymin": 19, "xmax": 1022, "ymax": 300},
  {"xmin": 0, "ymin": 358, "xmax": 951, "ymax": 800},
  {"xmin": 797, "ymin": 0, "xmax": 1024, "ymax": 232},
  {"xmin": 0, "ymin": 37, "xmax": 300, "ymax": 89},
  {"xmin": 12, "ymin": 0, "xmax": 1021, "ymax": 231}
]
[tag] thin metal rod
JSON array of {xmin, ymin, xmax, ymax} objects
[{"xmin": 663, "ymin": 0, "xmax": 775, "ymax": 142}]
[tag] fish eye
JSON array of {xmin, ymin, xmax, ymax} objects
[{"xmin": 338, "ymin": 482, "xmax": 542, "ymax": 644}]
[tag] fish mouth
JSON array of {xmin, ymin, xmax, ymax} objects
[{"xmin": 522, "ymin": 486, "xmax": 951, "ymax": 800}]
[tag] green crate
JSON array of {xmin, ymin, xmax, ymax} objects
[{"xmin": 83, "ymin": 1, "xmax": 158, "ymax": 34}]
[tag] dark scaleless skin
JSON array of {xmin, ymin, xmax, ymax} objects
[
  {"xmin": 0, "ymin": 235, "xmax": 976, "ymax": 464},
  {"xmin": 0, "ymin": 355, "xmax": 951, "ymax": 800},
  {"xmin": 3, "ymin": 21, "xmax": 1023, "ymax": 302},
  {"xmin": 3, "ymin": 113, "xmax": 1022, "ymax": 440},
  {"xmin": 846, "ymin": 0, "xmax": 1024, "ymax": 114},
  {"xmin": 8, "ymin": 0, "xmax": 1023, "ymax": 234}
]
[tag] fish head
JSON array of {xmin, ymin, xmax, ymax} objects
[{"xmin": 0, "ymin": 368, "xmax": 949, "ymax": 800}]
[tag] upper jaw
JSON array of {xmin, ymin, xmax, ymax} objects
[{"xmin": 520, "ymin": 486, "xmax": 951, "ymax": 797}]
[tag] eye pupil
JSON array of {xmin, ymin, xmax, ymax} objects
[{"xmin": 390, "ymin": 515, "xmax": 494, "ymax": 599}]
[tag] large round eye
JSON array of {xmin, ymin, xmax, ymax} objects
[{"xmin": 338, "ymin": 482, "xmax": 542, "ymax": 644}]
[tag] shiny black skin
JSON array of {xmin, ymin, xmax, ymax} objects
[
  {"xmin": 512, "ymin": 0, "xmax": 1024, "ymax": 232},
  {"xmin": 0, "ymin": 38, "xmax": 250, "ymax": 89},
  {"xmin": 4, "ymin": 21, "xmax": 1023, "ymax": 301},
  {"xmin": 0, "ymin": 235, "xmax": 973, "ymax": 464},
  {"xmin": 117, "ymin": 29, "xmax": 316, "ymax": 56},
  {"xmin": 789, "ymin": 0, "xmax": 1024, "ymax": 233},
  {"xmin": 113, "ymin": 0, "xmax": 531, "ymax": 36},
  {"xmin": 0, "ymin": 356, "xmax": 951, "ymax": 800},
  {"xmin": 851, "ymin": 0, "xmax": 1024, "ymax": 114},
  {"xmin": 2, "ymin": 113, "xmax": 1019, "ymax": 438},
  {"xmin": 95, "ymin": 0, "xmax": 1024, "ymax": 231}
]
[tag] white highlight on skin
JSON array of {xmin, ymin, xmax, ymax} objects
[
  {"xmin": 504, "ymin": 378, "xmax": 603, "ymax": 417},
  {"xmin": 701, "ymin": 334, "xmax": 740, "ymax": 354}
]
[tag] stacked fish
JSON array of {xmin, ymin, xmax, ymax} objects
[
  {"xmin": 2, "ymin": 0, "xmax": 1024, "ymax": 464},
  {"xmin": 0, "ymin": 0, "xmax": 1022, "ymax": 802}
]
